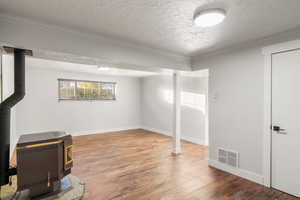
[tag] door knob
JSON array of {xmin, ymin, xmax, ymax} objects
[{"xmin": 273, "ymin": 126, "xmax": 287, "ymax": 134}]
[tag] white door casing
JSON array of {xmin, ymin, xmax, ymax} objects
[
  {"xmin": 271, "ymin": 49, "xmax": 300, "ymax": 197},
  {"xmin": 263, "ymin": 40, "xmax": 300, "ymax": 193}
]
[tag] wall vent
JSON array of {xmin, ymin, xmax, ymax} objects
[
  {"xmin": 218, "ymin": 148, "xmax": 227, "ymax": 164},
  {"xmin": 218, "ymin": 148, "xmax": 239, "ymax": 168}
]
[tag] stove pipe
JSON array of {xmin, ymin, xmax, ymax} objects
[{"xmin": 0, "ymin": 47, "xmax": 32, "ymax": 186}]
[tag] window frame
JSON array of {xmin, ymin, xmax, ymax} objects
[{"xmin": 58, "ymin": 78, "xmax": 117, "ymax": 101}]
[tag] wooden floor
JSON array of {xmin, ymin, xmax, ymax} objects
[{"xmin": 72, "ymin": 129, "xmax": 299, "ymax": 200}]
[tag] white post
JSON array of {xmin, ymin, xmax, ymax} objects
[{"xmin": 172, "ymin": 71, "xmax": 181, "ymax": 154}]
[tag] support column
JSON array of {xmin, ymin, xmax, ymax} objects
[{"xmin": 172, "ymin": 71, "xmax": 181, "ymax": 154}]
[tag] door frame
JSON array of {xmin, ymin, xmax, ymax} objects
[{"xmin": 262, "ymin": 39, "xmax": 300, "ymax": 187}]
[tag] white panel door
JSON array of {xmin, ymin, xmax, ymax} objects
[{"xmin": 272, "ymin": 49, "xmax": 300, "ymax": 197}]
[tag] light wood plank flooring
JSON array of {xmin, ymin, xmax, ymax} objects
[{"xmin": 72, "ymin": 129, "xmax": 299, "ymax": 200}]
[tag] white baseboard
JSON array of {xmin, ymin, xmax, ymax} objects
[
  {"xmin": 70, "ymin": 126, "xmax": 141, "ymax": 136},
  {"xmin": 141, "ymin": 126, "xmax": 206, "ymax": 145},
  {"xmin": 181, "ymin": 135, "xmax": 206, "ymax": 146},
  {"xmin": 208, "ymin": 159, "xmax": 264, "ymax": 185},
  {"xmin": 141, "ymin": 126, "xmax": 172, "ymax": 136},
  {"xmin": 11, "ymin": 126, "xmax": 140, "ymax": 158}
]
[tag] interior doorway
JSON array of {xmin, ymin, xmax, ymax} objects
[
  {"xmin": 271, "ymin": 49, "xmax": 300, "ymax": 198},
  {"xmin": 180, "ymin": 69, "xmax": 209, "ymax": 147},
  {"xmin": 263, "ymin": 39, "xmax": 300, "ymax": 198}
]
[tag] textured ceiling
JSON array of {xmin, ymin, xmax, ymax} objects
[{"xmin": 1, "ymin": 0, "xmax": 300, "ymax": 56}]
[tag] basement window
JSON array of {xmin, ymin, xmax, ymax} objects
[{"xmin": 58, "ymin": 79, "xmax": 116, "ymax": 101}]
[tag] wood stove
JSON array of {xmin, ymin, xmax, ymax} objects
[
  {"xmin": 0, "ymin": 47, "xmax": 76, "ymax": 199},
  {"xmin": 16, "ymin": 131, "xmax": 73, "ymax": 198}
]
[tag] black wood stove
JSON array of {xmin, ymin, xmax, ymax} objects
[{"xmin": 0, "ymin": 47, "xmax": 73, "ymax": 198}]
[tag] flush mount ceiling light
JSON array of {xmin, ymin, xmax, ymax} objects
[{"xmin": 194, "ymin": 8, "xmax": 226, "ymax": 27}]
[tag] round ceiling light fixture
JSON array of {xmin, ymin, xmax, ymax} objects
[{"xmin": 194, "ymin": 8, "xmax": 226, "ymax": 27}]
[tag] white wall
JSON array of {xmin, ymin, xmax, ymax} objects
[
  {"xmin": 141, "ymin": 75, "xmax": 173, "ymax": 133},
  {"xmin": 141, "ymin": 75, "xmax": 208, "ymax": 145},
  {"xmin": 13, "ymin": 60, "xmax": 208, "ymax": 156},
  {"xmin": 190, "ymin": 27, "xmax": 300, "ymax": 183},
  {"xmin": 191, "ymin": 32, "xmax": 300, "ymax": 182},
  {"xmin": 196, "ymin": 47, "xmax": 264, "ymax": 177},
  {"xmin": 15, "ymin": 66, "xmax": 141, "ymax": 137}
]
